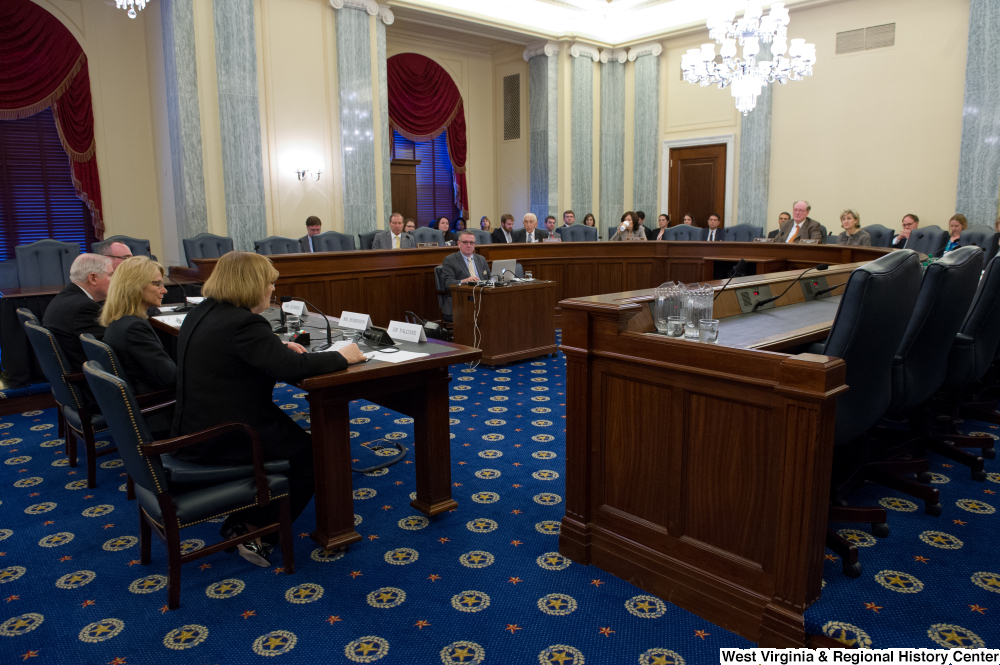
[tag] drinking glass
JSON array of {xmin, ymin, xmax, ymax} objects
[
  {"xmin": 666, "ymin": 316, "xmax": 685, "ymax": 337},
  {"xmin": 699, "ymin": 319, "xmax": 720, "ymax": 344},
  {"xmin": 525, "ymin": 271, "xmax": 533, "ymax": 281}
]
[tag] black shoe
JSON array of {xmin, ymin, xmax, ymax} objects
[
  {"xmin": 237, "ymin": 540, "xmax": 273, "ymax": 568},
  {"xmin": 219, "ymin": 519, "xmax": 247, "ymax": 554}
]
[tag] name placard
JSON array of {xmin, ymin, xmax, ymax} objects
[
  {"xmin": 387, "ymin": 320, "xmax": 427, "ymax": 343},
  {"xmin": 543, "ymin": 237, "xmax": 561, "ymax": 242},
  {"xmin": 282, "ymin": 300, "xmax": 306, "ymax": 317},
  {"xmin": 339, "ymin": 311, "xmax": 371, "ymax": 331}
]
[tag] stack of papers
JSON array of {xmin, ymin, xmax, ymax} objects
[{"xmin": 155, "ymin": 314, "xmax": 186, "ymax": 329}]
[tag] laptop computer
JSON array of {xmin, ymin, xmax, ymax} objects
[{"xmin": 490, "ymin": 259, "xmax": 517, "ymax": 283}]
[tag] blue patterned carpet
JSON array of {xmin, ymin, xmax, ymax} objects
[{"xmin": 0, "ymin": 337, "xmax": 998, "ymax": 663}]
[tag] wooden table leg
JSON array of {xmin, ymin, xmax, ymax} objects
[
  {"xmin": 307, "ymin": 392, "xmax": 363, "ymax": 550},
  {"xmin": 408, "ymin": 369, "xmax": 458, "ymax": 516}
]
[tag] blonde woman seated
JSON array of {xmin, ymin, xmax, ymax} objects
[
  {"xmin": 610, "ymin": 211, "xmax": 647, "ymax": 241},
  {"xmin": 837, "ymin": 209, "xmax": 871, "ymax": 246},
  {"xmin": 941, "ymin": 214, "xmax": 967, "ymax": 255},
  {"xmin": 101, "ymin": 256, "xmax": 176, "ymax": 436}
]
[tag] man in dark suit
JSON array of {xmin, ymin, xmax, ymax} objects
[
  {"xmin": 371, "ymin": 212, "xmax": 415, "ymax": 249},
  {"xmin": 775, "ymin": 200, "xmax": 823, "ymax": 243},
  {"xmin": 491, "ymin": 214, "xmax": 516, "ymax": 244},
  {"xmin": 705, "ymin": 213, "xmax": 725, "ymax": 242},
  {"xmin": 441, "ymin": 230, "xmax": 491, "ymax": 287},
  {"xmin": 298, "ymin": 216, "xmax": 323, "ymax": 252},
  {"xmin": 892, "ymin": 213, "xmax": 919, "ymax": 248},
  {"xmin": 512, "ymin": 213, "xmax": 550, "ymax": 243},
  {"xmin": 42, "ymin": 253, "xmax": 112, "ymax": 375}
]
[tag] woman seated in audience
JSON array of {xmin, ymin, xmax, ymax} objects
[
  {"xmin": 942, "ymin": 214, "xmax": 967, "ymax": 254},
  {"xmin": 403, "ymin": 218, "xmax": 417, "ymax": 233},
  {"xmin": 653, "ymin": 213, "xmax": 671, "ymax": 240},
  {"xmin": 100, "ymin": 257, "xmax": 176, "ymax": 436},
  {"xmin": 434, "ymin": 216, "xmax": 456, "ymax": 244},
  {"xmin": 455, "ymin": 218, "xmax": 466, "ymax": 232},
  {"xmin": 610, "ymin": 211, "xmax": 647, "ymax": 241},
  {"xmin": 171, "ymin": 252, "xmax": 366, "ymax": 567},
  {"xmin": 480, "ymin": 216, "xmax": 491, "ymax": 231},
  {"xmin": 837, "ymin": 209, "xmax": 871, "ymax": 246},
  {"xmin": 682, "ymin": 214, "xmax": 694, "ymax": 226}
]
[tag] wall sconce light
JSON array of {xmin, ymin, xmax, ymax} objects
[{"xmin": 295, "ymin": 169, "xmax": 322, "ymax": 181}]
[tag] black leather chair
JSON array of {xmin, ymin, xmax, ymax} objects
[
  {"xmin": 725, "ymin": 224, "xmax": 763, "ymax": 242},
  {"xmin": 182, "ymin": 233, "xmax": 234, "ymax": 268},
  {"xmin": 309, "ymin": 231, "xmax": 356, "ymax": 252},
  {"xmin": 561, "ymin": 225, "xmax": 598, "ymax": 242},
  {"xmin": 15, "ymin": 239, "xmax": 78, "ymax": 287},
  {"xmin": 936, "ymin": 255, "xmax": 1000, "ymax": 458},
  {"xmin": 767, "ymin": 229, "xmax": 779, "ymax": 239},
  {"xmin": 818, "ymin": 223, "xmax": 829, "ymax": 239},
  {"xmin": 904, "ymin": 225, "xmax": 948, "ymax": 256},
  {"xmin": 93, "ymin": 235, "xmax": 157, "ymax": 261},
  {"xmin": 817, "ymin": 250, "xmax": 923, "ymax": 576},
  {"xmin": 22, "ymin": 321, "xmax": 115, "ymax": 490},
  {"xmin": 957, "ymin": 227, "xmax": 1000, "ymax": 263},
  {"xmin": 468, "ymin": 229, "xmax": 491, "ymax": 245},
  {"xmin": 359, "ymin": 231, "xmax": 379, "ymax": 250},
  {"xmin": 434, "ymin": 265, "xmax": 453, "ymax": 324},
  {"xmin": 664, "ymin": 226, "xmax": 706, "ymax": 241},
  {"xmin": 254, "ymin": 236, "xmax": 301, "ymax": 255},
  {"xmin": 863, "ymin": 224, "xmax": 894, "ymax": 248},
  {"xmin": 82, "ymin": 360, "xmax": 295, "ymax": 610},
  {"xmin": 412, "ymin": 227, "xmax": 445, "ymax": 247},
  {"xmin": 825, "ymin": 233, "xmax": 839, "ymax": 244}
]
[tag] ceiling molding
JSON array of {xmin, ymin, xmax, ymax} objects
[{"xmin": 386, "ymin": 24, "xmax": 498, "ymax": 54}]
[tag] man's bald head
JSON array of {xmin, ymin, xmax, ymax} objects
[{"xmin": 102, "ymin": 242, "xmax": 133, "ymax": 273}]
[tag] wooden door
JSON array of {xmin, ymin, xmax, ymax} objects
[
  {"xmin": 667, "ymin": 144, "xmax": 726, "ymax": 228},
  {"xmin": 390, "ymin": 159, "xmax": 421, "ymax": 223}
]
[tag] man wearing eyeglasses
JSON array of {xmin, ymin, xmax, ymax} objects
[
  {"xmin": 440, "ymin": 230, "xmax": 491, "ymax": 287},
  {"xmin": 100, "ymin": 241, "xmax": 133, "ymax": 274}
]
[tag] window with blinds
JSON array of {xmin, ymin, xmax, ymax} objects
[
  {"xmin": 0, "ymin": 108, "xmax": 93, "ymax": 262},
  {"xmin": 391, "ymin": 130, "xmax": 459, "ymax": 226}
]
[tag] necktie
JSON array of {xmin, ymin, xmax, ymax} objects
[
  {"xmin": 786, "ymin": 224, "xmax": 801, "ymax": 243},
  {"xmin": 467, "ymin": 256, "xmax": 477, "ymax": 279},
  {"xmin": 709, "ymin": 230, "xmax": 714, "ymax": 241},
  {"xmin": 393, "ymin": 234, "xmax": 399, "ymax": 249},
  {"xmin": 528, "ymin": 233, "xmax": 534, "ymax": 243}
]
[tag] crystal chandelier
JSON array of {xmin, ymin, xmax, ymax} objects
[
  {"xmin": 680, "ymin": 2, "xmax": 816, "ymax": 115},
  {"xmin": 115, "ymin": 0, "xmax": 149, "ymax": 19}
]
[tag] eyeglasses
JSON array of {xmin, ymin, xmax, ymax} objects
[
  {"xmin": 150, "ymin": 280, "xmax": 164, "ymax": 288},
  {"xmin": 457, "ymin": 240, "xmax": 476, "ymax": 245},
  {"xmin": 108, "ymin": 255, "xmax": 131, "ymax": 260}
]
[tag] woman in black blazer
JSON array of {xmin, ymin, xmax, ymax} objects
[
  {"xmin": 171, "ymin": 252, "xmax": 366, "ymax": 566},
  {"xmin": 101, "ymin": 257, "xmax": 176, "ymax": 435},
  {"xmin": 435, "ymin": 216, "xmax": 456, "ymax": 244}
]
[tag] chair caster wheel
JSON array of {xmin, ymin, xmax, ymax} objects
[
  {"xmin": 925, "ymin": 503, "xmax": 942, "ymax": 517},
  {"xmin": 917, "ymin": 471, "xmax": 932, "ymax": 484},
  {"xmin": 872, "ymin": 523, "xmax": 890, "ymax": 538},
  {"xmin": 972, "ymin": 470, "xmax": 986, "ymax": 482},
  {"xmin": 984, "ymin": 448, "xmax": 996, "ymax": 460},
  {"xmin": 842, "ymin": 561, "xmax": 862, "ymax": 578}
]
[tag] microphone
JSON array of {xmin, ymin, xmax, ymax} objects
[
  {"xmin": 811, "ymin": 282, "xmax": 845, "ymax": 298},
  {"xmin": 713, "ymin": 259, "xmax": 747, "ymax": 301},
  {"xmin": 272, "ymin": 297, "xmax": 288, "ymax": 333},
  {"xmin": 751, "ymin": 264, "xmax": 829, "ymax": 313},
  {"xmin": 280, "ymin": 296, "xmax": 336, "ymax": 350}
]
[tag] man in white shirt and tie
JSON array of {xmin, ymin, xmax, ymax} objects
[
  {"xmin": 705, "ymin": 213, "xmax": 725, "ymax": 242},
  {"xmin": 491, "ymin": 214, "xmax": 516, "ymax": 244},
  {"xmin": 371, "ymin": 212, "xmax": 415, "ymax": 249},
  {"xmin": 298, "ymin": 216, "xmax": 323, "ymax": 252},
  {"xmin": 512, "ymin": 213, "xmax": 550, "ymax": 243},
  {"xmin": 776, "ymin": 200, "xmax": 823, "ymax": 243},
  {"xmin": 441, "ymin": 230, "xmax": 490, "ymax": 287}
]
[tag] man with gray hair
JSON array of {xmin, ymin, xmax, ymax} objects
[
  {"xmin": 775, "ymin": 200, "xmax": 823, "ymax": 243},
  {"xmin": 513, "ymin": 213, "xmax": 550, "ymax": 243},
  {"xmin": 42, "ymin": 253, "xmax": 112, "ymax": 376}
]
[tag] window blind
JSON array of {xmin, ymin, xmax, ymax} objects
[
  {"xmin": 392, "ymin": 130, "xmax": 459, "ymax": 226},
  {"xmin": 0, "ymin": 108, "xmax": 93, "ymax": 262}
]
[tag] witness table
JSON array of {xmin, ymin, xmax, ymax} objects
[
  {"xmin": 151, "ymin": 310, "xmax": 481, "ymax": 550},
  {"xmin": 450, "ymin": 280, "xmax": 557, "ymax": 365}
]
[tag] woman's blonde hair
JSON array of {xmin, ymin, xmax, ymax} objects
[
  {"xmin": 840, "ymin": 209, "xmax": 861, "ymax": 229},
  {"xmin": 202, "ymin": 252, "xmax": 278, "ymax": 310},
  {"xmin": 950, "ymin": 213, "xmax": 968, "ymax": 231},
  {"xmin": 100, "ymin": 257, "xmax": 164, "ymax": 327}
]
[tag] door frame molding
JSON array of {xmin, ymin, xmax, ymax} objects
[{"xmin": 661, "ymin": 134, "xmax": 735, "ymax": 225}]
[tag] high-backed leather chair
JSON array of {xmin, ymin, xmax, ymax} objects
[
  {"xmin": 92, "ymin": 235, "xmax": 156, "ymax": 260},
  {"xmin": 412, "ymin": 227, "xmax": 445, "ymax": 247},
  {"xmin": 817, "ymin": 250, "xmax": 923, "ymax": 576},
  {"xmin": 468, "ymin": 229, "xmax": 491, "ymax": 245},
  {"xmin": 561, "ymin": 225, "xmax": 598, "ymax": 242},
  {"xmin": 724, "ymin": 224, "xmax": 763, "ymax": 242},
  {"xmin": 825, "ymin": 233, "xmax": 839, "ymax": 244},
  {"xmin": 434, "ymin": 265, "xmax": 452, "ymax": 323},
  {"xmin": 309, "ymin": 231, "xmax": 356, "ymax": 252},
  {"xmin": 82, "ymin": 360, "xmax": 295, "ymax": 610},
  {"xmin": 767, "ymin": 229, "xmax": 779, "ymax": 239},
  {"xmin": 0, "ymin": 260, "xmax": 19, "ymax": 289},
  {"xmin": 904, "ymin": 225, "xmax": 948, "ymax": 255},
  {"xmin": 958, "ymin": 227, "xmax": 1000, "ymax": 263},
  {"xmin": 359, "ymin": 231, "xmax": 379, "ymax": 250},
  {"xmin": 182, "ymin": 233, "xmax": 234, "ymax": 268},
  {"xmin": 862, "ymin": 224, "xmax": 894, "ymax": 248},
  {"xmin": 664, "ymin": 225, "xmax": 706, "ymax": 241},
  {"xmin": 14, "ymin": 239, "xmax": 78, "ymax": 287},
  {"xmin": 253, "ymin": 236, "xmax": 301, "ymax": 255}
]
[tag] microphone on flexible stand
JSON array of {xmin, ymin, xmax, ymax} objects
[
  {"xmin": 272, "ymin": 297, "xmax": 288, "ymax": 333},
  {"xmin": 751, "ymin": 264, "xmax": 830, "ymax": 312},
  {"xmin": 713, "ymin": 258, "xmax": 748, "ymax": 301},
  {"xmin": 280, "ymin": 296, "xmax": 336, "ymax": 350},
  {"xmin": 811, "ymin": 282, "xmax": 846, "ymax": 298}
]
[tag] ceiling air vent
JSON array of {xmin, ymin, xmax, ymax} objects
[
  {"xmin": 837, "ymin": 23, "xmax": 895, "ymax": 55},
  {"xmin": 503, "ymin": 74, "xmax": 520, "ymax": 142}
]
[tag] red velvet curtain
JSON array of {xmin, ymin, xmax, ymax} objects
[
  {"xmin": 387, "ymin": 53, "xmax": 468, "ymax": 215},
  {"xmin": 0, "ymin": 0, "xmax": 104, "ymax": 239}
]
